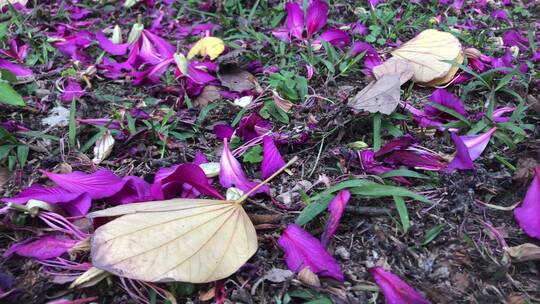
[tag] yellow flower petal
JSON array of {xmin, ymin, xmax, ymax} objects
[{"xmin": 187, "ymin": 37, "xmax": 225, "ymax": 60}]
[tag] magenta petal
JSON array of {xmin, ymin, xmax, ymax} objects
[
  {"xmin": 0, "ymin": 58, "xmax": 32, "ymax": 77},
  {"xmin": 375, "ymin": 135, "xmax": 415, "ymax": 158},
  {"xmin": 61, "ymin": 79, "xmax": 85, "ymax": 102},
  {"xmin": 261, "ymin": 136, "xmax": 286, "ymax": 179},
  {"xmin": 370, "ymin": 267, "xmax": 430, "ymax": 304},
  {"xmin": 95, "ymin": 31, "xmax": 128, "ymax": 55},
  {"xmin": 1, "ymin": 184, "xmax": 91, "ymax": 216},
  {"xmin": 41, "ymin": 169, "xmax": 125, "ymax": 199},
  {"xmin": 460, "ymin": 127, "xmax": 497, "ymax": 161},
  {"xmin": 151, "ymin": 164, "xmax": 224, "ymax": 200},
  {"xmin": 426, "ymin": 89, "xmax": 467, "ymax": 118},
  {"xmin": 219, "ymin": 139, "xmax": 269, "ymax": 195},
  {"xmin": 278, "ymin": 224, "xmax": 344, "ymax": 281},
  {"xmin": 213, "ymin": 124, "xmax": 235, "ymax": 140},
  {"xmin": 3, "ymin": 236, "xmax": 78, "ymax": 260},
  {"xmin": 446, "ymin": 132, "xmax": 475, "ymax": 172},
  {"xmin": 306, "ymin": 0, "xmax": 328, "ymax": 38},
  {"xmin": 514, "ymin": 167, "xmax": 540, "ymax": 239},
  {"xmin": 142, "ymin": 30, "xmax": 175, "ymax": 59},
  {"xmin": 285, "ymin": 2, "xmax": 304, "ymax": 40},
  {"xmin": 107, "ymin": 176, "xmax": 153, "ymax": 205},
  {"xmin": 319, "ymin": 28, "xmax": 351, "ymax": 48},
  {"xmin": 272, "ymin": 28, "xmax": 291, "ymax": 42},
  {"xmin": 186, "ymin": 62, "xmax": 216, "ymax": 84},
  {"xmin": 503, "ymin": 30, "xmax": 529, "ymax": 51},
  {"xmin": 321, "ymin": 190, "xmax": 350, "ymax": 247}
]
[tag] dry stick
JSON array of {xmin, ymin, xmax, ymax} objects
[{"xmin": 235, "ymin": 156, "xmax": 299, "ymax": 205}]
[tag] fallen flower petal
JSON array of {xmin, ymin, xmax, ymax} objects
[
  {"xmin": 107, "ymin": 176, "xmax": 153, "ymax": 205},
  {"xmin": 61, "ymin": 78, "xmax": 85, "ymax": 102},
  {"xmin": 3, "ymin": 236, "xmax": 78, "ymax": 260},
  {"xmin": 514, "ymin": 167, "xmax": 540, "ymax": 239},
  {"xmin": 219, "ymin": 138, "xmax": 269, "ymax": 195},
  {"xmin": 306, "ymin": 0, "xmax": 328, "ymax": 38},
  {"xmin": 95, "ymin": 30, "xmax": 129, "ymax": 56},
  {"xmin": 318, "ymin": 28, "xmax": 351, "ymax": 48},
  {"xmin": 2, "ymin": 184, "xmax": 91, "ymax": 216},
  {"xmin": 0, "ymin": 58, "xmax": 32, "ymax": 77},
  {"xmin": 370, "ymin": 267, "xmax": 430, "ymax": 304},
  {"xmin": 278, "ymin": 224, "xmax": 344, "ymax": 281},
  {"xmin": 151, "ymin": 164, "xmax": 224, "ymax": 200},
  {"xmin": 446, "ymin": 127, "xmax": 496, "ymax": 172},
  {"xmin": 41, "ymin": 169, "xmax": 125, "ymax": 199},
  {"xmin": 285, "ymin": 2, "xmax": 304, "ymax": 40},
  {"xmin": 321, "ymin": 190, "xmax": 350, "ymax": 247},
  {"xmin": 261, "ymin": 136, "xmax": 286, "ymax": 179}
]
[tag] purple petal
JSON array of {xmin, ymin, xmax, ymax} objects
[
  {"xmin": 0, "ymin": 58, "xmax": 32, "ymax": 77},
  {"xmin": 490, "ymin": 9, "xmax": 509, "ymax": 22},
  {"xmin": 375, "ymin": 135, "xmax": 415, "ymax": 158},
  {"xmin": 41, "ymin": 169, "xmax": 125, "ymax": 199},
  {"xmin": 503, "ymin": 30, "xmax": 529, "ymax": 51},
  {"xmin": 383, "ymin": 149, "xmax": 447, "ymax": 171},
  {"xmin": 278, "ymin": 224, "xmax": 344, "ymax": 281},
  {"xmin": 3, "ymin": 236, "xmax": 78, "ymax": 260},
  {"xmin": 61, "ymin": 79, "xmax": 85, "ymax": 102},
  {"xmin": 370, "ymin": 267, "xmax": 430, "ymax": 304},
  {"xmin": 219, "ymin": 139, "xmax": 269, "ymax": 195},
  {"xmin": 492, "ymin": 107, "xmax": 514, "ymax": 122},
  {"xmin": 460, "ymin": 127, "xmax": 497, "ymax": 161},
  {"xmin": 132, "ymin": 58, "xmax": 174, "ymax": 85},
  {"xmin": 1, "ymin": 184, "xmax": 91, "ymax": 216},
  {"xmin": 319, "ymin": 28, "xmax": 351, "ymax": 48},
  {"xmin": 151, "ymin": 164, "xmax": 224, "ymax": 200},
  {"xmin": 359, "ymin": 150, "xmax": 412, "ymax": 185},
  {"xmin": 446, "ymin": 131, "xmax": 475, "ymax": 172},
  {"xmin": 236, "ymin": 113, "xmax": 272, "ymax": 142},
  {"xmin": 349, "ymin": 42, "xmax": 378, "ymax": 58},
  {"xmin": 185, "ymin": 61, "xmax": 217, "ymax": 84},
  {"xmin": 213, "ymin": 124, "xmax": 235, "ymax": 140},
  {"xmin": 426, "ymin": 89, "xmax": 467, "ymax": 118},
  {"xmin": 142, "ymin": 30, "xmax": 175, "ymax": 58},
  {"xmin": 351, "ymin": 22, "xmax": 369, "ymax": 35},
  {"xmin": 272, "ymin": 28, "xmax": 291, "ymax": 42},
  {"xmin": 107, "ymin": 176, "xmax": 153, "ymax": 205},
  {"xmin": 514, "ymin": 167, "xmax": 540, "ymax": 239},
  {"xmin": 321, "ymin": 190, "xmax": 350, "ymax": 247},
  {"xmin": 306, "ymin": 0, "xmax": 328, "ymax": 38},
  {"xmin": 95, "ymin": 31, "xmax": 129, "ymax": 56},
  {"xmin": 285, "ymin": 2, "xmax": 304, "ymax": 40},
  {"xmin": 261, "ymin": 136, "xmax": 286, "ymax": 179}
]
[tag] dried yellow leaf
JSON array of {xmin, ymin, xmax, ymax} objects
[
  {"xmin": 89, "ymin": 199, "xmax": 257, "ymax": 283},
  {"xmin": 391, "ymin": 29, "xmax": 462, "ymax": 84},
  {"xmin": 424, "ymin": 52, "xmax": 464, "ymax": 87},
  {"xmin": 70, "ymin": 267, "xmax": 110, "ymax": 289},
  {"xmin": 187, "ymin": 37, "xmax": 225, "ymax": 60}
]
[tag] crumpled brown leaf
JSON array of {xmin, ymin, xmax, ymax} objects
[
  {"xmin": 194, "ymin": 85, "xmax": 221, "ymax": 107},
  {"xmin": 219, "ymin": 70, "xmax": 259, "ymax": 92},
  {"xmin": 347, "ymin": 74, "xmax": 401, "ymax": 115},
  {"xmin": 505, "ymin": 243, "xmax": 540, "ymax": 263}
]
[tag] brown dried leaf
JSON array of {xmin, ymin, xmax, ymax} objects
[
  {"xmin": 347, "ymin": 74, "xmax": 400, "ymax": 115},
  {"xmin": 505, "ymin": 243, "xmax": 540, "ymax": 262},
  {"xmin": 513, "ymin": 158, "xmax": 538, "ymax": 182},
  {"xmin": 194, "ymin": 85, "xmax": 221, "ymax": 107},
  {"xmin": 219, "ymin": 70, "xmax": 257, "ymax": 92},
  {"xmin": 373, "ymin": 57, "xmax": 414, "ymax": 85},
  {"xmin": 89, "ymin": 198, "xmax": 258, "ymax": 283},
  {"xmin": 0, "ymin": 166, "xmax": 10, "ymax": 189}
]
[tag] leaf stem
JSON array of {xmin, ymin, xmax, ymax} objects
[{"xmin": 235, "ymin": 156, "xmax": 299, "ymax": 204}]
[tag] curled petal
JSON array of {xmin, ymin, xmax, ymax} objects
[
  {"xmin": 278, "ymin": 224, "xmax": 344, "ymax": 281},
  {"xmin": 375, "ymin": 135, "xmax": 415, "ymax": 158},
  {"xmin": 503, "ymin": 30, "xmax": 529, "ymax": 51},
  {"xmin": 460, "ymin": 127, "xmax": 497, "ymax": 161},
  {"xmin": 321, "ymin": 190, "xmax": 350, "ymax": 247},
  {"xmin": 219, "ymin": 138, "xmax": 269, "ymax": 195},
  {"xmin": 41, "ymin": 169, "xmax": 125, "ymax": 199},
  {"xmin": 370, "ymin": 267, "xmax": 430, "ymax": 304},
  {"xmin": 514, "ymin": 167, "xmax": 540, "ymax": 239},
  {"xmin": 151, "ymin": 164, "xmax": 224, "ymax": 200},
  {"xmin": 306, "ymin": 0, "xmax": 328, "ymax": 38},
  {"xmin": 426, "ymin": 89, "xmax": 467, "ymax": 118},
  {"xmin": 261, "ymin": 136, "xmax": 286, "ymax": 179},
  {"xmin": 446, "ymin": 128, "xmax": 497, "ymax": 172},
  {"xmin": 95, "ymin": 31, "xmax": 129, "ymax": 56},
  {"xmin": 61, "ymin": 79, "xmax": 85, "ymax": 102},
  {"xmin": 272, "ymin": 28, "xmax": 291, "ymax": 42},
  {"xmin": 3, "ymin": 236, "xmax": 78, "ymax": 260}
]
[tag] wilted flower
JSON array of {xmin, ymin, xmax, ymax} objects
[
  {"xmin": 514, "ymin": 167, "xmax": 540, "ymax": 239},
  {"xmin": 321, "ymin": 190, "xmax": 350, "ymax": 247},
  {"xmin": 370, "ymin": 267, "xmax": 430, "ymax": 304},
  {"xmin": 446, "ymin": 127, "xmax": 497, "ymax": 172}
]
